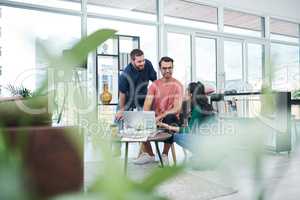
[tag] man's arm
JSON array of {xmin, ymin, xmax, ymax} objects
[
  {"xmin": 116, "ymin": 71, "xmax": 129, "ymax": 120},
  {"xmin": 115, "ymin": 92, "xmax": 126, "ymax": 120},
  {"xmin": 156, "ymin": 97, "xmax": 182, "ymax": 121},
  {"xmin": 156, "ymin": 83, "xmax": 183, "ymax": 121},
  {"xmin": 143, "ymin": 94, "xmax": 154, "ymax": 111}
]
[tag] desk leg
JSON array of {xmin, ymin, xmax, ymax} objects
[
  {"xmin": 155, "ymin": 141, "xmax": 164, "ymax": 168},
  {"xmin": 124, "ymin": 142, "xmax": 129, "ymax": 174}
]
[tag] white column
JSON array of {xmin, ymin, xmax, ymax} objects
[
  {"xmin": 157, "ymin": 0, "xmax": 164, "ymax": 59},
  {"xmin": 81, "ymin": 0, "xmax": 87, "ymax": 38}
]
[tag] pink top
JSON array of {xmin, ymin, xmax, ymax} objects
[{"xmin": 147, "ymin": 78, "xmax": 183, "ymax": 117}]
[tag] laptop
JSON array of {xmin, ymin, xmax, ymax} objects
[
  {"xmin": 123, "ymin": 111, "xmax": 156, "ymax": 130},
  {"xmin": 121, "ymin": 111, "xmax": 157, "ymax": 141}
]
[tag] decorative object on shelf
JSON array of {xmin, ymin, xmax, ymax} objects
[
  {"xmin": 96, "ymin": 35, "xmax": 140, "ymax": 106},
  {"xmin": 101, "ymin": 43, "xmax": 108, "ymax": 54},
  {"xmin": 100, "ymin": 82, "xmax": 112, "ymax": 104}
]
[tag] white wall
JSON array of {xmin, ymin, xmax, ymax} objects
[{"xmin": 198, "ymin": 0, "xmax": 300, "ymax": 22}]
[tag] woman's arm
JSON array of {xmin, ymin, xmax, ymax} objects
[{"xmin": 157, "ymin": 122, "xmax": 180, "ymax": 133}]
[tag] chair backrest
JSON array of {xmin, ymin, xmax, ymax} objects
[
  {"xmin": 179, "ymin": 100, "xmax": 191, "ymax": 127},
  {"xmin": 210, "ymin": 93, "xmax": 224, "ymax": 113}
]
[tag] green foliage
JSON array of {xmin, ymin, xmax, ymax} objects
[
  {"xmin": 6, "ymin": 84, "xmax": 33, "ymax": 98},
  {"xmin": 0, "ymin": 28, "xmax": 185, "ymax": 200},
  {"xmin": 292, "ymin": 89, "xmax": 300, "ymax": 99},
  {"xmin": 0, "ymin": 131, "xmax": 31, "ymax": 200}
]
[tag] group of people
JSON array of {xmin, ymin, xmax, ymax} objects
[{"xmin": 115, "ymin": 49, "xmax": 215, "ymax": 165}]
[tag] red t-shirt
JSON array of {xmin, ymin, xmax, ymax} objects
[{"xmin": 147, "ymin": 78, "xmax": 183, "ymax": 117}]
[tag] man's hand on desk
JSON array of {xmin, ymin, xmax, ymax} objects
[
  {"xmin": 157, "ymin": 122, "xmax": 179, "ymax": 133},
  {"xmin": 157, "ymin": 121, "xmax": 169, "ymax": 129},
  {"xmin": 115, "ymin": 110, "xmax": 124, "ymax": 121}
]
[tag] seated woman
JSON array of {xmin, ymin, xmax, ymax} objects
[{"xmin": 158, "ymin": 81, "xmax": 215, "ymax": 154}]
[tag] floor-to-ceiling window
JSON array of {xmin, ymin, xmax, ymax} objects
[
  {"xmin": 0, "ymin": 6, "xmax": 81, "ymax": 95},
  {"xmin": 223, "ymin": 9, "xmax": 264, "ymax": 37},
  {"xmin": 195, "ymin": 37, "xmax": 217, "ymax": 89},
  {"xmin": 271, "ymin": 43, "xmax": 300, "ymax": 91},
  {"xmin": 163, "ymin": 0, "xmax": 218, "ymax": 31},
  {"xmin": 247, "ymin": 43, "xmax": 264, "ymax": 91},
  {"xmin": 87, "ymin": 0, "xmax": 156, "ymax": 22},
  {"xmin": 166, "ymin": 32, "xmax": 191, "ymax": 87},
  {"xmin": 270, "ymin": 18, "xmax": 300, "ymax": 91},
  {"xmin": 224, "ymin": 40, "xmax": 244, "ymax": 91}
]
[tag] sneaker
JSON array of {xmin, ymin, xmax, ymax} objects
[
  {"xmin": 161, "ymin": 154, "xmax": 169, "ymax": 166},
  {"xmin": 133, "ymin": 152, "xmax": 155, "ymax": 165}
]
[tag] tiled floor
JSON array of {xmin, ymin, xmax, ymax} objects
[{"xmin": 84, "ymin": 136, "xmax": 300, "ymax": 200}]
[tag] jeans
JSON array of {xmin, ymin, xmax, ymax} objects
[
  {"xmin": 173, "ymin": 133, "xmax": 195, "ymax": 152},
  {"xmin": 162, "ymin": 114, "xmax": 179, "ymax": 144}
]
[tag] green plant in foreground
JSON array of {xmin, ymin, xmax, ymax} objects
[
  {"xmin": 6, "ymin": 84, "xmax": 33, "ymax": 98},
  {"xmin": 0, "ymin": 28, "xmax": 184, "ymax": 200}
]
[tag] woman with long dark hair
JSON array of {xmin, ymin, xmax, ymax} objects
[{"xmin": 158, "ymin": 81, "xmax": 215, "ymax": 152}]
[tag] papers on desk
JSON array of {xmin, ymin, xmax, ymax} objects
[{"xmin": 119, "ymin": 129, "xmax": 156, "ymax": 142}]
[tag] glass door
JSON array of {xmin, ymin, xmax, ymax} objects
[
  {"xmin": 195, "ymin": 36, "xmax": 217, "ymax": 90},
  {"xmin": 166, "ymin": 31, "xmax": 191, "ymax": 87},
  {"xmin": 224, "ymin": 39, "xmax": 244, "ymax": 92}
]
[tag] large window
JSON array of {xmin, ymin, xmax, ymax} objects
[
  {"xmin": 167, "ymin": 32, "xmax": 191, "ymax": 87},
  {"xmin": 195, "ymin": 37, "xmax": 216, "ymax": 89},
  {"xmin": 88, "ymin": 18, "xmax": 157, "ymax": 119},
  {"xmin": 164, "ymin": 0, "xmax": 218, "ymax": 31},
  {"xmin": 247, "ymin": 43, "xmax": 263, "ymax": 91},
  {"xmin": 270, "ymin": 18, "xmax": 300, "ymax": 43},
  {"xmin": 87, "ymin": 0, "xmax": 156, "ymax": 22},
  {"xmin": 88, "ymin": 18, "xmax": 157, "ymax": 69},
  {"xmin": 224, "ymin": 40, "xmax": 243, "ymax": 91},
  {"xmin": 224, "ymin": 9, "xmax": 264, "ymax": 37},
  {"xmin": 8, "ymin": 0, "xmax": 81, "ymax": 11},
  {"xmin": 271, "ymin": 43, "xmax": 300, "ymax": 91},
  {"xmin": 0, "ymin": 6, "xmax": 80, "ymax": 96}
]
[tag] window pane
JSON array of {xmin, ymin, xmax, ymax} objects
[
  {"xmin": 87, "ymin": 0, "xmax": 156, "ymax": 21},
  {"xmin": 247, "ymin": 43, "xmax": 263, "ymax": 91},
  {"xmin": 271, "ymin": 43, "xmax": 300, "ymax": 91},
  {"xmin": 8, "ymin": 0, "xmax": 81, "ymax": 11},
  {"xmin": 167, "ymin": 32, "xmax": 191, "ymax": 87},
  {"xmin": 0, "ymin": 6, "xmax": 81, "ymax": 96},
  {"xmin": 270, "ymin": 18, "xmax": 299, "ymax": 43},
  {"xmin": 88, "ymin": 18, "xmax": 157, "ymax": 70},
  {"xmin": 195, "ymin": 37, "xmax": 216, "ymax": 89},
  {"xmin": 224, "ymin": 40, "xmax": 243, "ymax": 91},
  {"xmin": 88, "ymin": 18, "xmax": 157, "ymax": 116},
  {"xmin": 164, "ymin": 0, "xmax": 218, "ymax": 31},
  {"xmin": 224, "ymin": 9, "xmax": 263, "ymax": 37}
]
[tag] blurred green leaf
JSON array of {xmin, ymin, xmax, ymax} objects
[{"xmin": 36, "ymin": 29, "xmax": 116, "ymax": 95}]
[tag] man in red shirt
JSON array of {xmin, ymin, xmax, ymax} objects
[{"xmin": 134, "ymin": 57, "xmax": 183, "ymax": 165}]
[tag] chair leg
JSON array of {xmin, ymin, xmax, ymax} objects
[
  {"xmin": 183, "ymin": 148, "xmax": 188, "ymax": 163},
  {"xmin": 137, "ymin": 142, "xmax": 143, "ymax": 158},
  {"xmin": 171, "ymin": 144, "xmax": 177, "ymax": 165}
]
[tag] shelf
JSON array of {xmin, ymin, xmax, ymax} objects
[
  {"xmin": 97, "ymin": 54, "xmax": 119, "ymax": 57},
  {"xmin": 98, "ymin": 103, "xmax": 118, "ymax": 106},
  {"xmin": 96, "ymin": 34, "xmax": 140, "ymax": 116}
]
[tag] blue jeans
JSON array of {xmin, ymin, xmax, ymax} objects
[{"xmin": 173, "ymin": 133, "xmax": 196, "ymax": 152}]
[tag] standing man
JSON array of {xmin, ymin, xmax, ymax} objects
[
  {"xmin": 115, "ymin": 49, "xmax": 157, "ymax": 120},
  {"xmin": 134, "ymin": 56, "xmax": 183, "ymax": 165}
]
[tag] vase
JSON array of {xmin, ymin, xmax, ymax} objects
[{"xmin": 100, "ymin": 83, "xmax": 112, "ymax": 104}]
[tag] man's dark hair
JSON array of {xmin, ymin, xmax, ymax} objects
[
  {"xmin": 130, "ymin": 49, "xmax": 144, "ymax": 60},
  {"xmin": 159, "ymin": 56, "xmax": 174, "ymax": 68}
]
